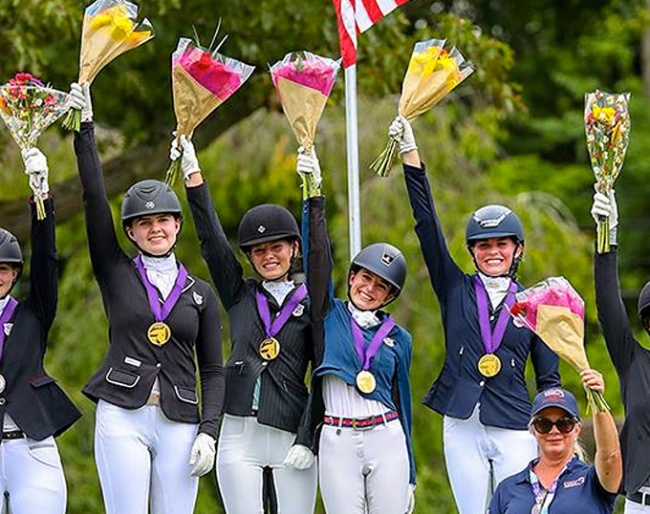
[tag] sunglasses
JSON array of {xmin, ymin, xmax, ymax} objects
[{"xmin": 532, "ymin": 416, "xmax": 577, "ymax": 434}]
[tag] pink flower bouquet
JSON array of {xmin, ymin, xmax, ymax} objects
[
  {"xmin": 509, "ymin": 276, "xmax": 609, "ymax": 412},
  {"xmin": 166, "ymin": 36, "xmax": 254, "ymax": 185},
  {"xmin": 584, "ymin": 90, "xmax": 631, "ymax": 253},
  {"xmin": 0, "ymin": 73, "xmax": 69, "ymax": 219},
  {"xmin": 63, "ymin": 0, "xmax": 154, "ymax": 130},
  {"xmin": 269, "ymin": 51, "xmax": 341, "ymax": 153}
]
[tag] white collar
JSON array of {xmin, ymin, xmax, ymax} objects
[
  {"xmin": 140, "ymin": 253, "xmax": 177, "ymax": 274},
  {"xmin": 262, "ymin": 280, "xmax": 295, "ymax": 305},
  {"xmin": 347, "ymin": 301, "xmax": 380, "ymax": 328},
  {"xmin": 478, "ymin": 272, "xmax": 512, "ymax": 309},
  {"xmin": 0, "ymin": 295, "xmax": 11, "ymax": 315}
]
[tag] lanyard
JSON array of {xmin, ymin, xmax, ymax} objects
[
  {"xmin": 133, "ymin": 255, "xmax": 188, "ymax": 322},
  {"xmin": 0, "ymin": 298, "xmax": 18, "ymax": 361},
  {"xmin": 350, "ymin": 315, "xmax": 396, "ymax": 370},
  {"xmin": 255, "ymin": 284, "xmax": 307, "ymax": 338},
  {"xmin": 474, "ymin": 275, "xmax": 517, "ymax": 353}
]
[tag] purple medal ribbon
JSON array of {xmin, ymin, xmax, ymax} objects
[
  {"xmin": 133, "ymin": 256, "xmax": 188, "ymax": 322},
  {"xmin": 0, "ymin": 297, "xmax": 18, "ymax": 361},
  {"xmin": 255, "ymin": 284, "xmax": 308, "ymax": 339},
  {"xmin": 350, "ymin": 315, "xmax": 396, "ymax": 371},
  {"xmin": 474, "ymin": 275, "xmax": 518, "ymax": 354}
]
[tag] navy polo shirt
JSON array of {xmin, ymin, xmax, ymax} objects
[{"xmin": 488, "ymin": 457, "xmax": 617, "ymax": 514}]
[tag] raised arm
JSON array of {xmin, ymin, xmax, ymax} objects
[
  {"xmin": 69, "ymin": 83, "xmax": 124, "ymax": 277},
  {"xmin": 581, "ymin": 369, "xmax": 622, "ymax": 493},
  {"xmin": 391, "ymin": 116, "xmax": 465, "ymax": 298},
  {"xmin": 20, "ymin": 148, "xmax": 57, "ymax": 332},
  {"xmin": 176, "ymin": 136, "xmax": 247, "ymax": 310},
  {"xmin": 591, "ymin": 190, "xmax": 637, "ymax": 374}
]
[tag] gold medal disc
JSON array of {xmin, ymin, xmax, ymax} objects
[
  {"xmin": 259, "ymin": 337, "xmax": 281, "ymax": 360},
  {"xmin": 355, "ymin": 370, "xmax": 377, "ymax": 394},
  {"xmin": 477, "ymin": 354, "xmax": 502, "ymax": 377},
  {"xmin": 148, "ymin": 322, "xmax": 171, "ymax": 346}
]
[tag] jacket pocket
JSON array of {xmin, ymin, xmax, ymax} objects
[
  {"xmin": 29, "ymin": 374, "xmax": 56, "ymax": 388},
  {"xmin": 174, "ymin": 385, "xmax": 199, "ymax": 405},
  {"xmin": 105, "ymin": 367, "xmax": 141, "ymax": 389}
]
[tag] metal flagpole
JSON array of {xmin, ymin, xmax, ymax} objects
[{"xmin": 345, "ymin": 64, "xmax": 362, "ymax": 259}]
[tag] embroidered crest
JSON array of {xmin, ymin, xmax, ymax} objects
[
  {"xmin": 292, "ymin": 303, "xmax": 305, "ymax": 317},
  {"xmin": 3, "ymin": 323, "xmax": 12, "ymax": 336},
  {"xmin": 193, "ymin": 291, "xmax": 204, "ymax": 305},
  {"xmin": 383, "ymin": 337, "xmax": 395, "ymax": 347},
  {"xmin": 145, "ymin": 201, "xmax": 155, "ymax": 209},
  {"xmin": 563, "ymin": 476, "xmax": 585, "ymax": 489}
]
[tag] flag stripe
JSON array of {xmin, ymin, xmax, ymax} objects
[
  {"xmin": 355, "ymin": 1, "xmax": 374, "ymax": 33},
  {"xmin": 359, "ymin": 0, "xmax": 386, "ymax": 31},
  {"xmin": 334, "ymin": 0, "xmax": 359, "ymax": 67}
]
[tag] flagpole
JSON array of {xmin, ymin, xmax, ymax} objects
[{"xmin": 345, "ymin": 64, "xmax": 362, "ymax": 258}]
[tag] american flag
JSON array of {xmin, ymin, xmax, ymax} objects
[{"xmin": 333, "ymin": 0, "xmax": 411, "ymax": 68}]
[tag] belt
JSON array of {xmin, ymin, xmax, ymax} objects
[
  {"xmin": 627, "ymin": 491, "xmax": 650, "ymax": 506},
  {"xmin": 2, "ymin": 430, "xmax": 24, "ymax": 441},
  {"xmin": 323, "ymin": 411, "xmax": 399, "ymax": 431}
]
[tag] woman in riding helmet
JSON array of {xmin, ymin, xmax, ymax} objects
[
  {"xmin": 0, "ymin": 149, "xmax": 80, "ymax": 514},
  {"xmin": 68, "ymin": 84, "xmax": 224, "ymax": 514},
  {"xmin": 297, "ymin": 147, "xmax": 416, "ymax": 514},
  {"xmin": 592, "ymin": 190, "xmax": 650, "ymax": 512},
  {"xmin": 390, "ymin": 115, "xmax": 560, "ymax": 514},
  {"xmin": 171, "ymin": 136, "xmax": 317, "ymax": 514}
]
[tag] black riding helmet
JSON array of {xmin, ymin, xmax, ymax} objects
[
  {"xmin": 120, "ymin": 180, "xmax": 183, "ymax": 257},
  {"xmin": 0, "ymin": 228, "xmax": 23, "ymax": 289},
  {"xmin": 466, "ymin": 204, "xmax": 524, "ymax": 277},
  {"xmin": 237, "ymin": 204, "xmax": 301, "ymax": 250},
  {"xmin": 121, "ymin": 179, "xmax": 183, "ymax": 228},
  {"xmin": 348, "ymin": 243, "xmax": 407, "ymax": 307}
]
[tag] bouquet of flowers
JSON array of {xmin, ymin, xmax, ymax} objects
[
  {"xmin": 509, "ymin": 276, "xmax": 609, "ymax": 412},
  {"xmin": 371, "ymin": 39, "xmax": 474, "ymax": 177},
  {"xmin": 269, "ymin": 51, "xmax": 340, "ymax": 153},
  {"xmin": 585, "ymin": 90, "xmax": 631, "ymax": 253},
  {"xmin": 63, "ymin": 0, "xmax": 154, "ymax": 130},
  {"xmin": 166, "ymin": 29, "xmax": 254, "ymax": 185},
  {"xmin": 0, "ymin": 73, "xmax": 69, "ymax": 219}
]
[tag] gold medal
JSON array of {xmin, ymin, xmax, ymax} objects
[
  {"xmin": 355, "ymin": 370, "xmax": 377, "ymax": 394},
  {"xmin": 147, "ymin": 322, "xmax": 171, "ymax": 346},
  {"xmin": 477, "ymin": 354, "xmax": 502, "ymax": 377},
  {"xmin": 259, "ymin": 337, "xmax": 281, "ymax": 360}
]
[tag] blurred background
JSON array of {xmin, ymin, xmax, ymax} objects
[{"xmin": 1, "ymin": 0, "xmax": 648, "ymax": 511}]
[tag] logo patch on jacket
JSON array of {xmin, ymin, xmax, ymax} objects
[
  {"xmin": 383, "ymin": 337, "xmax": 395, "ymax": 347},
  {"xmin": 193, "ymin": 291, "xmax": 204, "ymax": 305},
  {"xmin": 563, "ymin": 476, "xmax": 585, "ymax": 489},
  {"xmin": 292, "ymin": 304, "xmax": 305, "ymax": 317},
  {"xmin": 3, "ymin": 323, "xmax": 12, "ymax": 336}
]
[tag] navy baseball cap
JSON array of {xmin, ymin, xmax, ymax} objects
[{"xmin": 531, "ymin": 387, "xmax": 580, "ymax": 420}]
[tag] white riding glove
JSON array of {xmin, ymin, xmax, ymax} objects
[
  {"xmin": 68, "ymin": 82, "xmax": 93, "ymax": 122},
  {"xmin": 282, "ymin": 444, "xmax": 315, "ymax": 470},
  {"xmin": 591, "ymin": 189, "xmax": 618, "ymax": 245},
  {"xmin": 296, "ymin": 146, "xmax": 322, "ymax": 199},
  {"xmin": 21, "ymin": 148, "xmax": 49, "ymax": 195},
  {"xmin": 189, "ymin": 433, "xmax": 216, "ymax": 477},
  {"xmin": 406, "ymin": 484, "xmax": 416, "ymax": 514},
  {"xmin": 388, "ymin": 115, "xmax": 417, "ymax": 155},
  {"xmin": 170, "ymin": 135, "xmax": 201, "ymax": 180}
]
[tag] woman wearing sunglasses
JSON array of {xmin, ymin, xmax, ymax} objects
[{"xmin": 488, "ymin": 370, "xmax": 622, "ymax": 514}]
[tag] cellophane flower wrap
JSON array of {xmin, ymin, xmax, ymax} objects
[
  {"xmin": 509, "ymin": 276, "xmax": 609, "ymax": 412},
  {"xmin": 166, "ymin": 37, "xmax": 254, "ymax": 185},
  {"xmin": 62, "ymin": 0, "xmax": 154, "ymax": 130},
  {"xmin": 269, "ymin": 52, "xmax": 340, "ymax": 153},
  {"xmin": 371, "ymin": 39, "xmax": 475, "ymax": 177},
  {"xmin": 585, "ymin": 90, "xmax": 631, "ymax": 253},
  {"xmin": 0, "ymin": 73, "xmax": 69, "ymax": 219}
]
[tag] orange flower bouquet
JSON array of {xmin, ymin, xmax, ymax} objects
[
  {"xmin": 62, "ymin": 0, "xmax": 154, "ymax": 130},
  {"xmin": 371, "ymin": 39, "xmax": 474, "ymax": 177}
]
